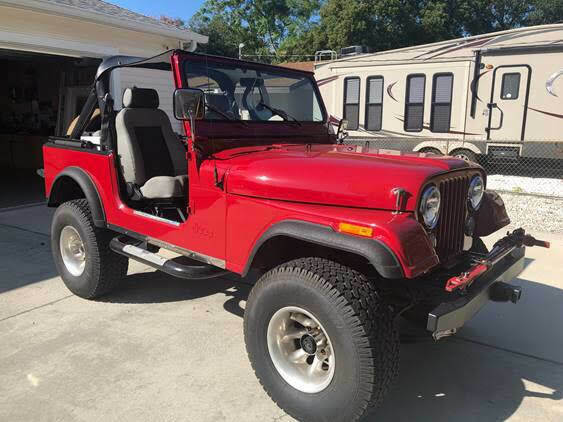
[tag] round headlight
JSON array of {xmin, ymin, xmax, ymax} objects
[
  {"xmin": 419, "ymin": 185, "xmax": 441, "ymax": 229},
  {"xmin": 468, "ymin": 175, "xmax": 484, "ymax": 210}
]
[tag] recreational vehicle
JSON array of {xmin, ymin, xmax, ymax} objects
[{"xmin": 315, "ymin": 24, "xmax": 563, "ymax": 166}]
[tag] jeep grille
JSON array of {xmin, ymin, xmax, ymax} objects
[{"xmin": 435, "ymin": 174, "xmax": 472, "ymax": 262}]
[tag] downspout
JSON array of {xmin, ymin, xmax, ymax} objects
[{"xmin": 470, "ymin": 50, "xmax": 482, "ymax": 118}]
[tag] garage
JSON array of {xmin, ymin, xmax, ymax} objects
[
  {"xmin": 0, "ymin": 50, "xmax": 99, "ymax": 207},
  {"xmin": 0, "ymin": 0, "xmax": 206, "ymax": 209}
]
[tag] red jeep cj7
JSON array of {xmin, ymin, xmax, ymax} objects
[{"xmin": 43, "ymin": 50, "xmax": 548, "ymax": 422}]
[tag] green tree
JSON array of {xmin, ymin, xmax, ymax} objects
[
  {"xmin": 456, "ymin": 0, "xmax": 532, "ymax": 34},
  {"xmin": 188, "ymin": 12, "xmax": 258, "ymax": 58},
  {"xmin": 281, "ymin": 0, "xmax": 464, "ymax": 55},
  {"xmin": 280, "ymin": 0, "xmax": 563, "ymax": 57},
  {"xmin": 529, "ymin": 0, "xmax": 563, "ymax": 25},
  {"xmin": 183, "ymin": 0, "xmax": 563, "ymax": 60},
  {"xmin": 190, "ymin": 0, "xmax": 321, "ymax": 60}
]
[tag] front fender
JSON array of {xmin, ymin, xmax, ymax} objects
[
  {"xmin": 243, "ymin": 220, "xmax": 404, "ymax": 279},
  {"xmin": 473, "ymin": 190, "xmax": 510, "ymax": 237}
]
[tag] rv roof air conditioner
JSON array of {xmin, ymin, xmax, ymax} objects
[{"xmin": 340, "ymin": 46, "xmax": 366, "ymax": 57}]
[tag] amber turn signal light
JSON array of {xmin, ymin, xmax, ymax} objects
[{"xmin": 338, "ymin": 222, "xmax": 373, "ymax": 237}]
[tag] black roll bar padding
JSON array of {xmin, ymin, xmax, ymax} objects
[{"xmin": 69, "ymin": 86, "xmax": 98, "ymax": 140}]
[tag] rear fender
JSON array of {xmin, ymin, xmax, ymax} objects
[{"xmin": 48, "ymin": 167, "xmax": 106, "ymax": 227}]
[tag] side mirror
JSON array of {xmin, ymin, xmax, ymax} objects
[
  {"xmin": 337, "ymin": 119, "xmax": 349, "ymax": 143},
  {"xmin": 173, "ymin": 88, "xmax": 204, "ymax": 121}
]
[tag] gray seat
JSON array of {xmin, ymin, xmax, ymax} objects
[
  {"xmin": 116, "ymin": 87, "xmax": 187, "ymax": 200},
  {"xmin": 205, "ymin": 92, "xmax": 236, "ymax": 120}
]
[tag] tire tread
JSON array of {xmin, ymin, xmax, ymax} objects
[
  {"xmin": 244, "ymin": 257, "xmax": 399, "ymax": 422},
  {"xmin": 54, "ymin": 199, "xmax": 127, "ymax": 298}
]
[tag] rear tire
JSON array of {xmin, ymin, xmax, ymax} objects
[
  {"xmin": 419, "ymin": 147, "xmax": 443, "ymax": 156},
  {"xmin": 51, "ymin": 199, "xmax": 128, "ymax": 299},
  {"xmin": 244, "ymin": 257, "xmax": 399, "ymax": 422}
]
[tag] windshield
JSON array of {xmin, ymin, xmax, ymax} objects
[{"xmin": 184, "ymin": 59, "xmax": 325, "ymax": 123}]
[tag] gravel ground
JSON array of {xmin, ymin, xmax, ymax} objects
[
  {"xmin": 487, "ymin": 175, "xmax": 563, "ymax": 198},
  {"xmin": 498, "ymin": 191, "xmax": 563, "ymax": 234}
]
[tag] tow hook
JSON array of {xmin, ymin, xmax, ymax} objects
[
  {"xmin": 445, "ymin": 229, "xmax": 549, "ymax": 292},
  {"xmin": 490, "ymin": 281, "xmax": 522, "ymax": 304}
]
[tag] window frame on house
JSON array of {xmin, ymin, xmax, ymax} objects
[
  {"xmin": 404, "ymin": 74, "xmax": 426, "ymax": 132},
  {"xmin": 364, "ymin": 76, "xmax": 384, "ymax": 131}
]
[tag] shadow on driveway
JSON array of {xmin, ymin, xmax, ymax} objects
[
  {"xmin": 370, "ymin": 336, "xmax": 562, "ymax": 421},
  {"xmin": 100, "ymin": 268, "xmax": 563, "ymax": 422},
  {"xmin": 102, "ymin": 271, "xmax": 252, "ymax": 319}
]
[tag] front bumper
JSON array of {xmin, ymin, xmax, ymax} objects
[{"xmin": 427, "ymin": 246, "xmax": 525, "ymax": 337}]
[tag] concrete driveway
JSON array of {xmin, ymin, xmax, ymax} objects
[{"xmin": 1, "ymin": 204, "xmax": 562, "ymax": 422}]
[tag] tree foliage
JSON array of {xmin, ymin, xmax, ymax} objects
[
  {"xmin": 163, "ymin": 0, "xmax": 563, "ymax": 61},
  {"xmin": 185, "ymin": 0, "xmax": 320, "ymax": 60}
]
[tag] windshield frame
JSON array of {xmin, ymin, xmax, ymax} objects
[{"xmin": 180, "ymin": 53, "xmax": 328, "ymax": 125}]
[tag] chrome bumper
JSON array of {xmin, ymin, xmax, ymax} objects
[{"xmin": 427, "ymin": 246, "xmax": 525, "ymax": 337}]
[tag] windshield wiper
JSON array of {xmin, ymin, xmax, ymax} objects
[
  {"xmin": 205, "ymin": 103, "xmax": 248, "ymax": 126},
  {"xmin": 258, "ymin": 102, "xmax": 302, "ymax": 126}
]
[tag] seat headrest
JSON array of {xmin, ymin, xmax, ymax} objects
[
  {"xmin": 123, "ymin": 87, "xmax": 159, "ymax": 109},
  {"xmin": 205, "ymin": 93, "xmax": 230, "ymax": 112}
]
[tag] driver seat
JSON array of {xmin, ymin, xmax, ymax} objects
[{"xmin": 115, "ymin": 87, "xmax": 187, "ymax": 200}]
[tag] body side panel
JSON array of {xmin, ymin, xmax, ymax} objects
[
  {"xmin": 43, "ymin": 144, "xmax": 228, "ymax": 263},
  {"xmin": 225, "ymin": 194, "xmax": 438, "ymax": 278}
]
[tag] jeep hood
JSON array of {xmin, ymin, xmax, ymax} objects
[{"xmin": 219, "ymin": 144, "xmax": 479, "ymax": 211}]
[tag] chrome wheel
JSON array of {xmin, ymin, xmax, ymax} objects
[
  {"xmin": 455, "ymin": 153, "xmax": 470, "ymax": 161},
  {"xmin": 267, "ymin": 306, "xmax": 335, "ymax": 393},
  {"xmin": 452, "ymin": 150, "xmax": 475, "ymax": 162},
  {"xmin": 60, "ymin": 226, "xmax": 86, "ymax": 277}
]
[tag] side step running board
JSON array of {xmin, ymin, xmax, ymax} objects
[{"xmin": 110, "ymin": 236, "xmax": 229, "ymax": 280}]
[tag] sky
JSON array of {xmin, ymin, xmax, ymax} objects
[{"xmin": 108, "ymin": 0, "xmax": 205, "ymax": 22}]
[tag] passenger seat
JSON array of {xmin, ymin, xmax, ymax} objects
[{"xmin": 115, "ymin": 87, "xmax": 187, "ymax": 200}]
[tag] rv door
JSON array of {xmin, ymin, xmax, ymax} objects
[{"xmin": 487, "ymin": 65, "xmax": 530, "ymax": 141}]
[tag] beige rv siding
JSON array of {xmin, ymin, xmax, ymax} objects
[
  {"xmin": 319, "ymin": 61, "xmax": 472, "ymax": 140},
  {"xmin": 315, "ymin": 24, "xmax": 563, "ymax": 159},
  {"xmin": 463, "ymin": 50, "xmax": 563, "ymax": 142}
]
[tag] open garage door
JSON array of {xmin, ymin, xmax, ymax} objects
[{"xmin": 0, "ymin": 49, "xmax": 99, "ymax": 208}]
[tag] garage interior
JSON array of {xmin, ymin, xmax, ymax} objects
[{"xmin": 0, "ymin": 50, "xmax": 99, "ymax": 208}]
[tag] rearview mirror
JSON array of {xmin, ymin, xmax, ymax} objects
[{"xmin": 173, "ymin": 88, "xmax": 204, "ymax": 120}]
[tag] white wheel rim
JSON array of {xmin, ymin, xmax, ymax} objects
[
  {"xmin": 455, "ymin": 152, "xmax": 471, "ymax": 161},
  {"xmin": 267, "ymin": 306, "xmax": 336, "ymax": 393},
  {"xmin": 60, "ymin": 226, "xmax": 86, "ymax": 277}
]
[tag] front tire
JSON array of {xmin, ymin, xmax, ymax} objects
[
  {"xmin": 51, "ymin": 199, "xmax": 128, "ymax": 299},
  {"xmin": 244, "ymin": 258, "xmax": 399, "ymax": 422}
]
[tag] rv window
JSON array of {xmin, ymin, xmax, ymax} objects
[
  {"xmin": 501, "ymin": 73, "xmax": 520, "ymax": 100},
  {"xmin": 365, "ymin": 76, "xmax": 383, "ymax": 131},
  {"xmin": 405, "ymin": 75, "xmax": 425, "ymax": 132},
  {"xmin": 344, "ymin": 77, "xmax": 360, "ymax": 130},
  {"xmin": 431, "ymin": 73, "xmax": 453, "ymax": 133}
]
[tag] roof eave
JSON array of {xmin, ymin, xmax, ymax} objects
[{"xmin": 0, "ymin": 0, "xmax": 208, "ymax": 44}]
